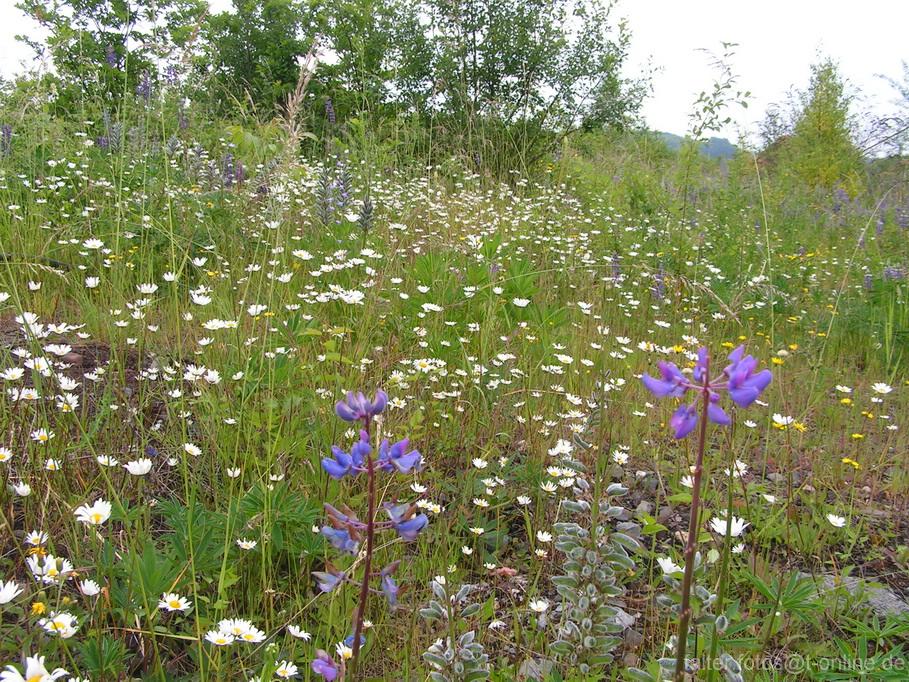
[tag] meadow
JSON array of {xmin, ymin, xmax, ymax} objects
[{"xmin": 0, "ymin": 85, "xmax": 908, "ymax": 682}]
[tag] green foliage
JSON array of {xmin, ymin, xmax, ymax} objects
[
  {"xmin": 779, "ymin": 59, "xmax": 865, "ymax": 193},
  {"xmin": 202, "ymin": 0, "xmax": 320, "ymax": 119},
  {"xmin": 417, "ymin": 0, "xmax": 643, "ymax": 172},
  {"xmin": 16, "ymin": 0, "xmax": 205, "ymax": 107}
]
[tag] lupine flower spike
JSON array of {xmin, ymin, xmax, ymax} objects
[
  {"xmin": 642, "ymin": 346, "xmax": 770, "ymax": 681},
  {"xmin": 313, "ymin": 388, "xmax": 426, "ymax": 674}
]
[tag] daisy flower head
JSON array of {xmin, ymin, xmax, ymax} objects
[
  {"xmin": 158, "ymin": 592, "xmax": 192, "ymax": 612},
  {"xmin": 528, "ymin": 598, "xmax": 549, "ymax": 613},
  {"xmin": 73, "ymin": 499, "xmax": 112, "ymax": 526},
  {"xmin": 709, "ymin": 515, "xmax": 750, "ymax": 538},
  {"xmin": 205, "ymin": 630, "xmax": 234, "ymax": 646},
  {"xmin": 0, "ymin": 654, "xmax": 68, "ymax": 682},
  {"xmin": 0, "ymin": 579, "xmax": 23, "ymax": 604}
]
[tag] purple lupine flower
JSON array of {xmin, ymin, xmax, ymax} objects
[
  {"xmin": 384, "ymin": 503, "xmax": 428, "ymax": 541},
  {"xmin": 832, "ymin": 187, "xmax": 848, "ymax": 214},
  {"xmin": 105, "ymin": 44, "xmax": 118, "ymax": 69},
  {"xmin": 610, "ymin": 252, "xmax": 621, "ymax": 281},
  {"xmin": 321, "ymin": 431, "xmax": 371, "ymax": 479},
  {"xmin": 896, "ymin": 209, "xmax": 909, "ymax": 230},
  {"xmin": 643, "ymin": 345, "xmax": 771, "ymax": 439},
  {"xmin": 670, "ymin": 403, "xmax": 699, "ymax": 439},
  {"xmin": 376, "ymin": 438, "xmax": 422, "ymax": 474},
  {"xmin": 864, "ymin": 273, "xmax": 873, "ymax": 290},
  {"xmin": 380, "ymin": 561, "xmax": 400, "ymax": 607},
  {"xmin": 641, "ymin": 361, "xmax": 687, "ymax": 398},
  {"xmin": 136, "ymin": 70, "xmax": 152, "ymax": 102},
  {"xmin": 325, "ymin": 98, "xmax": 336, "ymax": 126},
  {"xmin": 321, "ymin": 526, "xmax": 359, "ymax": 554},
  {"xmin": 312, "ymin": 651, "xmax": 339, "ymax": 680},
  {"xmin": 723, "ymin": 346, "xmax": 773, "ymax": 408},
  {"xmin": 344, "ymin": 633, "xmax": 367, "ymax": 648},
  {"xmin": 164, "ymin": 64, "xmax": 179, "ymax": 86},
  {"xmin": 221, "ymin": 152, "xmax": 235, "ymax": 188},
  {"xmin": 651, "ymin": 264, "xmax": 666, "ymax": 302},
  {"xmin": 1, "ymin": 124, "xmax": 11, "ymax": 157},
  {"xmin": 335, "ymin": 390, "xmax": 387, "ymax": 423},
  {"xmin": 312, "ymin": 569, "xmax": 344, "ymax": 593}
]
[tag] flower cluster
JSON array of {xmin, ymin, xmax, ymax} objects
[
  {"xmin": 642, "ymin": 345, "xmax": 772, "ymax": 438},
  {"xmin": 311, "ymin": 389, "xmax": 427, "ymax": 678}
]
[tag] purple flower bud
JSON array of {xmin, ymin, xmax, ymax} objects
[
  {"xmin": 335, "ymin": 390, "xmax": 387, "ymax": 423},
  {"xmin": 707, "ymin": 399, "xmax": 731, "ymax": 426}
]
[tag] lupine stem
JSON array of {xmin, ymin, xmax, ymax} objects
[
  {"xmin": 674, "ymin": 375, "xmax": 711, "ymax": 681},
  {"xmin": 706, "ymin": 451, "xmax": 736, "ymax": 682},
  {"xmin": 351, "ymin": 420, "xmax": 376, "ymax": 669}
]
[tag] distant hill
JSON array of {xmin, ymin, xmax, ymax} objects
[{"xmin": 657, "ymin": 132, "xmax": 737, "ymax": 159}]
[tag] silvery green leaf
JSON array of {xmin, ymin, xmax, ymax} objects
[
  {"xmin": 550, "ymin": 640, "xmax": 573, "ymax": 655},
  {"xmin": 612, "ymin": 532, "xmax": 642, "ymax": 551},
  {"xmin": 423, "ymin": 653, "xmax": 449, "ymax": 668},
  {"xmin": 606, "ymin": 482, "xmax": 628, "ymax": 496},
  {"xmin": 715, "ymin": 614, "xmax": 729, "ymax": 633},
  {"xmin": 454, "ymin": 585, "xmax": 471, "ymax": 603},
  {"xmin": 719, "ymin": 653, "xmax": 741, "ymax": 674},
  {"xmin": 431, "ymin": 581, "xmax": 448, "ymax": 601},
  {"xmin": 461, "ymin": 603, "xmax": 481, "ymax": 617}
]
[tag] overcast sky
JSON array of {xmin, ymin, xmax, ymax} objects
[{"xmin": 2, "ymin": 0, "xmax": 906, "ymax": 142}]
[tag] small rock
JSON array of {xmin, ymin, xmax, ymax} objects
[
  {"xmin": 623, "ymin": 652, "xmax": 641, "ymax": 667},
  {"xmin": 615, "ymin": 607, "xmax": 637, "ymax": 629},
  {"xmin": 636, "ymin": 500, "xmax": 654, "ymax": 516},
  {"xmin": 802, "ymin": 573, "xmax": 909, "ymax": 618},
  {"xmin": 767, "ymin": 472, "xmax": 786, "ymax": 483},
  {"xmin": 518, "ymin": 658, "xmax": 554, "ymax": 680},
  {"xmin": 624, "ymin": 629, "xmax": 644, "ymax": 648}
]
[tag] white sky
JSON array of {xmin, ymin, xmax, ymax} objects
[{"xmin": 2, "ymin": 0, "xmax": 906, "ymax": 142}]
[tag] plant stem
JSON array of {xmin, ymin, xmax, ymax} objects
[
  {"xmin": 706, "ymin": 452, "xmax": 736, "ymax": 682},
  {"xmin": 675, "ymin": 380, "xmax": 711, "ymax": 681},
  {"xmin": 351, "ymin": 422, "xmax": 377, "ymax": 669}
]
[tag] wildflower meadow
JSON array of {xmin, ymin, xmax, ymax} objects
[{"xmin": 1, "ymin": 1, "xmax": 908, "ymax": 680}]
